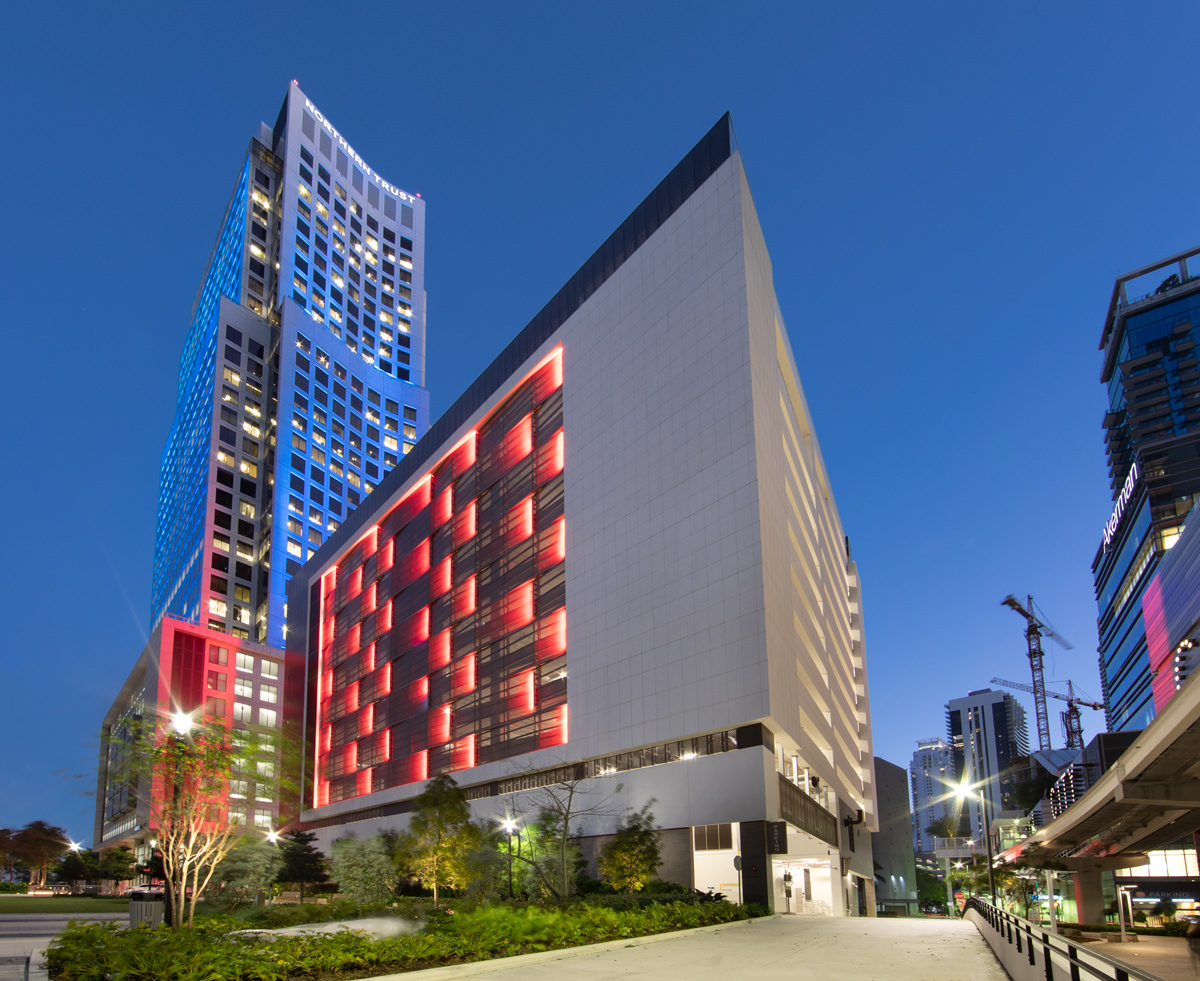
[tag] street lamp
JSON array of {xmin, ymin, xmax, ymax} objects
[
  {"xmin": 957, "ymin": 779, "xmax": 996, "ymax": 905},
  {"xmin": 501, "ymin": 819, "xmax": 518, "ymax": 899}
]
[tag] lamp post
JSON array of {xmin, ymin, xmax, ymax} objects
[
  {"xmin": 957, "ymin": 780, "xmax": 996, "ymax": 905},
  {"xmin": 501, "ymin": 819, "xmax": 517, "ymax": 900}
]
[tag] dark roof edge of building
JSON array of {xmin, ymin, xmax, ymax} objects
[{"xmin": 300, "ymin": 113, "xmax": 736, "ymax": 576}]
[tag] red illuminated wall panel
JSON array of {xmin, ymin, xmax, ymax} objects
[{"xmin": 313, "ymin": 346, "xmax": 567, "ymax": 803}]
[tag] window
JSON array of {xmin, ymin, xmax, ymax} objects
[
  {"xmin": 693, "ymin": 824, "xmax": 734, "ymax": 851},
  {"xmin": 223, "ymin": 366, "xmax": 241, "ymax": 386},
  {"xmin": 209, "ymin": 646, "xmax": 229, "ymax": 666},
  {"xmin": 239, "ymin": 500, "xmax": 256, "ymax": 519},
  {"xmin": 229, "ymin": 804, "xmax": 247, "ymax": 825},
  {"xmin": 237, "ymin": 652, "xmax": 255, "ymax": 673},
  {"xmin": 261, "ymin": 660, "xmax": 279, "ymax": 679},
  {"xmin": 205, "ymin": 696, "xmax": 226, "ymax": 718},
  {"xmin": 207, "ymin": 671, "xmax": 227, "ymax": 692},
  {"xmin": 256, "ymin": 760, "xmax": 275, "ymax": 780},
  {"xmin": 229, "ymin": 779, "xmax": 249, "ymax": 798},
  {"xmin": 254, "ymin": 808, "xmax": 273, "ymax": 829},
  {"xmin": 234, "ymin": 677, "xmax": 253, "ymax": 699},
  {"xmin": 213, "ymin": 533, "xmax": 230, "ymax": 553},
  {"xmin": 233, "ymin": 703, "xmax": 252, "ymax": 723},
  {"xmin": 259, "ymin": 707, "xmax": 278, "ymax": 728}
]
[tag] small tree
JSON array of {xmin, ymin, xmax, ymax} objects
[
  {"xmin": 213, "ymin": 835, "xmax": 284, "ymax": 907},
  {"xmin": 0, "ymin": 829, "xmax": 18, "ymax": 883},
  {"xmin": 394, "ymin": 774, "xmax": 483, "ymax": 905},
  {"xmin": 1152, "ymin": 898, "xmax": 1178, "ymax": 923},
  {"xmin": 97, "ymin": 846, "xmax": 138, "ymax": 885},
  {"xmin": 598, "ymin": 803, "xmax": 661, "ymax": 894},
  {"xmin": 275, "ymin": 830, "xmax": 328, "ymax": 902},
  {"xmin": 329, "ymin": 834, "xmax": 397, "ymax": 905},
  {"xmin": 925, "ymin": 816, "xmax": 960, "ymax": 842},
  {"xmin": 504, "ymin": 766, "xmax": 625, "ymax": 901},
  {"xmin": 12, "ymin": 822, "xmax": 70, "ymax": 887},
  {"xmin": 143, "ymin": 718, "xmax": 277, "ymax": 928}
]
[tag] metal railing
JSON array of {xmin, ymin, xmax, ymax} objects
[{"xmin": 965, "ymin": 898, "xmax": 1168, "ymax": 981}]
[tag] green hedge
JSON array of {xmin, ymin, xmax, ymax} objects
[
  {"xmin": 1058, "ymin": 920, "xmax": 1191, "ymax": 937},
  {"xmin": 0, "ymin": 883, "xmax": 28, "ymax": 894},
  {"xmin": 46, "ymin": 900, "xmax": 769, "ymax": 980}
]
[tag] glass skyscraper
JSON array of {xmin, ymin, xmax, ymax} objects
[
  {"xmin": 151, "ymin": 82, "xmax": 430, "ymax": 649},
  {"xmin": 1093, "ymin": 246, "xmax": 1200, "ymax": 731}
]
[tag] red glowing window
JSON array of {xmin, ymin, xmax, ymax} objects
[
  {"xmin": 455, "ymin": 576, "xmax": 477, "ymax": 621},
  {"xmin": 431, "ymin": 556, "xmax": 452, "ymax": 599},
  {"xmin": 503, "ymin": 415, "xmax": 534, "ymax": 469},
  {"xmin": 346, "ymin": 681, "xmax": 360, "ymax": 714},
  {"xmin": 395, "ymin": 606, "xmax": 430, "ymax": 649},
  {"xmin": 540, "ymin": 704, "xmax": 568, "ymax": 748},
  {"xmin": 360, "ymin": 702, "xmax": 374, "ymax": 738},
  {"xmin": 510, "ymin": 669, "xmax": 536, "ymax": 717},
  {"xmin": 504, "ymin": 581, "xmax": 535, "ymax": 631},
  {"xmin": 356, "ymin": 767, "xmax": 373, "ymax": 797},
  {"xmin": 429, "ymin": 703, "xmax": 452, "ymax": 746},
  {"xmin": 383, "ymin": 727, "xmax": 392, "ymax": 761},
  {"xmin": 429, "ymin": 629, "xmax": 451, "ymax": 670},
  {"xmin": 453, "ymin": 430, "xmax": 478, "ymax": 470},
  {"xmin": 507, "ymin": 497, "xmax": 534, "ymax": 546},
  {"xmin": 349, "ymin": 565, "xmax": 364, "ymax": 599},
  {"xmin": 347, "ymin": 621, "xmax": 362, "ymax": 656},
  {"xmin": 376, "ymin": 600, "xmax": 392, "ymax": 635},
  {"xmin": 452, "ymin": 734, "xmax": 476, "ymax": 772},
  {"xmin": 363, "ymin": 581, "xmax": 377, "ymax": 614},
  {"xmin": 363, "ymin": 643, "xmax": 376, "ymax": 673},
  {"xmin": 381, "ymin": 662, "xmax": 393, "ymax": 696},
  {"xmin": 538, "ymin": 428, "xmax": 564, "ymax": 483},
  {"xmin": 536, "ymin": 607, "xmax": 567, "ymax": 660},
  {"xmin": 533, "ymin": 346, "xmax": 564, "ymax": 401},
  {"xmin": 454, "ymin": 499, "xmax": 477, "ymax": 546},
  {"xmin": 378, "ymin": 537, "xmax": 395, "ymax": 572},
  {"xmin": 433, "ymin": 485, "xmax": 453, "ymax": 528},
  {"xmin": 395, "ymin": 538, "xmax": 431, "ymax": 591},
  {"xmin": 452, "ymin": 653, "xmax": 477, "ymax": 696}
]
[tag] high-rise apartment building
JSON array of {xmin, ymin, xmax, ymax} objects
[
  {"xmin": 1094, "ymin": 245, "xmax": 1200, "ymax": 731},
  {"xmin": 910, "ymin": 737, "xmax": 954, "ymax": 851},
  {"xmin": 150, "ymin": 82, "xmax": 430, "ymax": 650},
  {"xmin": 285, "ymin": 117, "xmax": 879, "ymax": 915},
  {"xmin": 945, "ymin": 689, "xmax": 1028, "ymax": 842}
]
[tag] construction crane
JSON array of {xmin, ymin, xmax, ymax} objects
[
  {"xmin": 990, "ymin": 677, "xmax": 1104, "ymax": 751},
  {"xmin": 1001, "ymin": 595, "xmax": 1075, "ymax": 753}
]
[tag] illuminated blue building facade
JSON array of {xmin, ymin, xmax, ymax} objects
[
  {"xmin": 1094, "ymin": 245, "xmax": 1200, "ymax": 731},
  {"xmin": 151, "ymin": 83, "xmax": 430, "ymax": 648}
]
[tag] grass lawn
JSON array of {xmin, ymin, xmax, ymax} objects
[{"xmin": 0, "ymin": 897, "xmax": 129, "ymax": 914}]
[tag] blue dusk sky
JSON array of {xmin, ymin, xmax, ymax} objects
[{"xmin": 2, "ymin": 2, "xmax": 1198, "ymax": 841}]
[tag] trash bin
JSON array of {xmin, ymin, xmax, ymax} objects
[{"xmin": 129, "ymin": 891, "xmax": 165, "ymax": 928}]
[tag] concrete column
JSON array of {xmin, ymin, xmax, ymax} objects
[
  {"xmin": 1074, "ymin": 869, "xmax": 1105, "ymax": 925},
  {"xmin": 863, "ymin": 876, "xmax": 877, "ymax": 917},
  {"xmin": 738, "ymin": 821, "xmax": 771, "ymax": 909}
]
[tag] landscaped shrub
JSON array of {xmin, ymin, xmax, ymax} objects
[
  {"xmin": 46, "ymin": 899, "xmax": 769, "ymax": 979},
  {"xmin": 0, "ymin": 883, "xmax": 28, "ymax": 894}
]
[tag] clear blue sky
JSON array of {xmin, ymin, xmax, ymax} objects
[{"xmin": 2, "ymin": 1, "xmax": 1197, "ymax": 842}]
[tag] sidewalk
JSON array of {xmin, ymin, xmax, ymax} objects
[
  {"xmin": 0, "ymin": 913, "xmax": 125, "ymax": 981},
  {"xmin": 364, "ymin": 914, "xmax": 1009, "ymax": 981},
  {"xmin": 1097, "ymin": 935, "xmax": 1197, "ymax": 981}
]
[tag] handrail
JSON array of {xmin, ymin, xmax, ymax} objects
[{"xmin": 964, "ymin": 898, "xmax": 1169, "ymax": 981}]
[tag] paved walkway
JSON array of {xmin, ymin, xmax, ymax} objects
[
  {"xmin": 371, "ymin": 915, "xmax": 1009, "ymax": 981},
  {"xmin": 1096, "ymin": 935, "xmax": 1198, "ymax": 980}
]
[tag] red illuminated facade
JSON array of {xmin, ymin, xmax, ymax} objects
[{"xmin": 312, "ymin": 348, "xmax": 566, "ymax": 807}]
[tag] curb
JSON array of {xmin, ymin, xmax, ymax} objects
[{"xmin": 363, "ymin": 914, "xmax": 777, "ymax": 980}]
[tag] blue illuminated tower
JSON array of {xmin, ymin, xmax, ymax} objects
[{"xmin": 151, "ymin": 82, "xmax": 430, "ymax": 648}]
